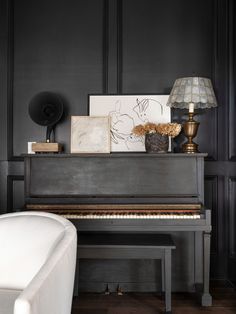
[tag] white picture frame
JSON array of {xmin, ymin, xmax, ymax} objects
[
  {"xmin": 89, "ymin": 94, "xmax": 170, "ymax": 152},
  {"xmin": 71, "ymin": 116, "xmax": 110, "ymax": 153}
]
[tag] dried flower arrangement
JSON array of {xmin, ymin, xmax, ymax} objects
[{"xmin": 132, "ymin": 122, "xmax": 181, "ymax": 138}]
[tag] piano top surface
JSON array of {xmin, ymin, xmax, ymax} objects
[{"xmin": 23, "ymin": 152, "xmax": 208, "ymax": 158}]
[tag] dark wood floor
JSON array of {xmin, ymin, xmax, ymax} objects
[{"xmin": 72, "ymin": 282, "xmax": 236, "ymax": 314}]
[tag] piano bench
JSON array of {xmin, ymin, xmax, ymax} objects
[{"xmin": 77, "ymin": 232, "xmax": 176, "ymax": 314}]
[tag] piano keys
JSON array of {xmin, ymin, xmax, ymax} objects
[
  {"xmin": 26, "ymin": 203, "xmax": 203, "ymax": 219},
  {"xmin": 62, "ymin": 212, "xmax": 202, "ymax": 219}
]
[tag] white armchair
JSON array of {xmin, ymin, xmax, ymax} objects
[{"xmin": 0, "ymin": 211, "xmax": 77, "ymax": 314}]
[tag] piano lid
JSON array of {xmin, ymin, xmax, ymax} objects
[{"xmin": 24, "ymin": 153, "xmax": 206, "ymax": 205}]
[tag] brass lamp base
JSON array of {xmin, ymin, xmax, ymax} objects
[
  {"xmin": 182, "ymin": 113, "xmax": 200, "ymax": 154},
  {"xmin": 182, "ymin": 142, "xmax": 199, "ymax": 153}
]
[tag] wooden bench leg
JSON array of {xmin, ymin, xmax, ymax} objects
[
  {"xmin": 161, "ymin": 258, "xmax": 165, "ymax": 292},
  {"xmin": 201, "ymin": 232, "xmax": 212, "ymax": 306},
  {"xmin": 164, "ymin": 249, "xmax": 172, "ymax": 313}
]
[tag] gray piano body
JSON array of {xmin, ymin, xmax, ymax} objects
[{"xmin": 24, "ymin": 153, "xmax": 212, "ymax": 306}]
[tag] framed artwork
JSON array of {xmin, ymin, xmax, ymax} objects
[
  {"xmin": 89, "ymin": 94, "xmax": 170, "ymax": 152},
  {"xmin": 71, "ymin": 116, "xmax": 110, "ymax": 153}
]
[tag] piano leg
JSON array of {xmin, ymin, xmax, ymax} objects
[
  {"xmin": 161, "ymin": 258, "xmax": 165, "ymax": 292},
  {"xmin": 201, "ymin": 232, "xmax": 212, "ymax": 306},
  {"xmin": 164, "ymin": 248, "xmax": 172, "ymax": 313},
  {"xmin": 194, "ymin": 231, "xmax": 203, "ymax": 284}
]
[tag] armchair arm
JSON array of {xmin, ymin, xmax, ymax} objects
[{"xmin": 14, "ymin": 227, "xmax": 77, "ymax": 314}]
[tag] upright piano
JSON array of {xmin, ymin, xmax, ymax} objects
[{"xmin": 24, "ymin": 153, "xmax": 212, "ymax": 306}]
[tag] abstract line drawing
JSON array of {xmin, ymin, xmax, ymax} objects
[
  {"xmin": 89, "ymin": 95, "xmax": 170, "ymax": 152},
  {"xmin": 108, "ymin": 100, "xmax": 143, "ymax": 150},
  {"xmin": 133, "ymin": 98, "xmax": 163, "ymax": 123}
]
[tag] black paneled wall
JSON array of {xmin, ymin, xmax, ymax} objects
[{"xmin": 0, "ymin": 0, "xmax": 235, "ymax": 285}]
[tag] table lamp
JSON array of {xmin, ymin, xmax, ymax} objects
[{"xmin": 167, "ymin": 77, "xmax": 218, "ymax": 153}]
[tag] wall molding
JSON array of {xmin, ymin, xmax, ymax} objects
[
  {"xmin": 102, "ymin": 0, "xmax": 109, "ymax": 94},
  {"xmin": 213, "ymin": 0, "xmax": 230, "ymax": 161},
  {"xmin": 7, "ymin": 0, "xmax": 14, "ymax": 161},
  {"xmin": 117, "ymin": 0, "xmax": 123, "ymax": 94},
  {"xmin": 0, "ymin": 0, "xmax": 12, "ymax": 161},
  {"xmin": 7, "ymin": 175, "xmax": 24, "ymax": 212},
  {"xmin": 0, "ymin": 161, "xmax": 8, "ymax": 212},
  {"xmin": 210, "ymin": 0, "xmax": 219, "ymax": 161},
  {"xmin": 228, "ymin": 0, "xmax": 236, "ymax": 160},
  {"xmin": 228, "ymin": 176, "xmax": 236, "ymax": 257},
  {"xmin": 0, "ymin": 160, "xmax": 24, "ymax": 214}
]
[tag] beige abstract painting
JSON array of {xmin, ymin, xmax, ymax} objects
[{"xmin": 71, "ymin": 116, "xmax": 110, "ymax": 153}]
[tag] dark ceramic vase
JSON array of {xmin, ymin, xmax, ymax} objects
[{"xmin": 145, "ymin": 133, "xmax": 169, "ymax": 153}]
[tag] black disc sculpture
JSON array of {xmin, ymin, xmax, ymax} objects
[{"xmin": 29, "ymin": 91, "xmax": 63, "ymax": 142}]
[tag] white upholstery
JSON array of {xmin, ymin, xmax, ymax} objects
[
  {"xmin": 0, "ymin": 289, "xmax": 21, "ymax": 314},
  {"xmin": 0, "ymin": 211, "xmax": 77, "ymax": 314}
]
